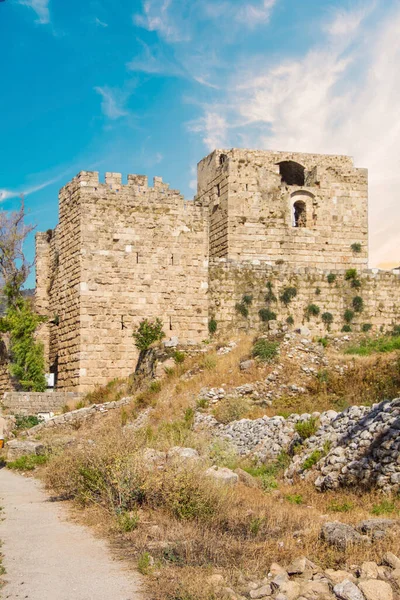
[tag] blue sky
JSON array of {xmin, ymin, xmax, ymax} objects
[{"xmin": 1, "ymin": 0, "xmax": 400, "ymax": 286}]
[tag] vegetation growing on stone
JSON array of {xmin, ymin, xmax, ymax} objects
[
  {"xmin": 258, "ymin": 308, "xmax": 276, "ymax": 322},
  {"xmin": 344, "ymin": 309, "xmax": 355, "ymax": 323},
  {"xmin": 252, "ymin": 338, "xmax": 279, "ymax": 362},
  {"xmin": 264, "ymin": 281, "xmax": 277, "ymax": 304},
  {"xmin": 242, "ymin": 294, "xmax": 253, "ymax": 306},
  {"xmin": 327, "ymin": 273, "xmax": 336, "ymax": 284},
  {"xmin": 279, "ymin": 286, "xmax": 297, "ymax": 306},
  {"xmin": 345, "ymin": 268, "xmax": 357, "ymax": 281},
  {"xmin": 362, "ymin": 323, "xmax": 372, "ymax": 332},
  {"xmin": 133, "ymin": 318, "xmax": 165, "ymax": 351},
  {"xmin": 352, "ymin": 296, "xmax": 364, "ymax": 313},
  {"xmin": 208, "ymin": 319, "xmax": 217, "ymax": 335},
  {"xmin": 235, "ymin": 302, "xmax": 249, "ymax": 318},
  {"xmin": 322, "ymin": 312, "xmax": 333, "ymax": 329},
  {"xmin": 306, "ymin": 304, "xmax": 320, "ymax": 317},
  {"xmin": 351, "ymin": 242, "xmax": 362, "ymax": 253}
]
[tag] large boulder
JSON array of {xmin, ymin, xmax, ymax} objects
[
  {"xmin": 333, "ymin": 580, "xmax": 365, "ymax": 600},
  {"xmin": 205, "ymin": 466, "xmax": 239, "ymax": 486},
  {"xmin": 6, "ymin": 440, "xmax": 45, "ymax": 461},
  {"xmin": 321, "ymin": 522, "xmax": 367, "ymax": 551},
  {"xmin": 358, "ymin": 580, "xmax": 393, "ymax": 600}
]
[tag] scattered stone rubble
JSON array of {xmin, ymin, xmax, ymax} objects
[
  {"xmin": 196, "ymin": 398, "xmax": 400, "ymax": 495},
  {"xmin": 212, "ymin": 548, "xmax": 400, "ymax": 600}
]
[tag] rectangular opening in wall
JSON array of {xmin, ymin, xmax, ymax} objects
[
  {"xmin": 136, "ymin": 252, "xmax": 139, "ymax": 264},
  {"xmin": 169, "ymin": 316, "xmax": 173, "ymax": 331},
  {"xmin": 171, "ymin": 254, "xmax": 174, "ymax": 266},
  {"xmin": 216, "ymin": 183, "xmax": 221, "ymax": 197}
]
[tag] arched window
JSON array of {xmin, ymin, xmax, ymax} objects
[
  {"xmin": 219, "ymin": 153, "xmax": 228, "ymax": 166},
  {"xmin": 279, "ymin": 161, "xmax": 305, "ymax": 186},
  {"xmin": 293, "ymin": 201, "xmax": 306, "ymax": 227}
]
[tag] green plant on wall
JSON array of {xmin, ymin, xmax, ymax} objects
[
  {"xmin": 327, "ymin": 273, "xmax": 336, "ymax": 284},
  {"xmin": 208, "ymin": 319, "xmax": 217, "ymax": 335},
  {"xmin": 242, "ymin": 295, "xmax": 253, "ymax": 306},
  {"xmin": 344, "ymin": 309, "xmax": 355, "ymax": 324},
  {"xmin": 351, "ymin": 279, "xmax": 362, "ymax": 289},
  {"xmin": 345, "ymin": 269, "xmax": 357, "ymax": 281},
  {"xmin": 342, "ymin": 325, "xmax": 352, "ymax": 332},
  {"xmin": 259, "ymin": 308, "xmax": 277, "ymax": 322},
  {"xmin": 280, "ymin": 287, "xmax": 297, "ymax": 306},
  {"xmin": 265, "ymin": 281, "xmax": 277, "ymax": 304},
  {"xmin": 322, "ymin": 312, "xmax": 333, "ymax": 330},
  {"xmin": 133, "ymin": 318, "xmax": 165, "ymax": 351},
  {"xmin": 351, "ymin": 242, "xmax": 362, "ymax": 253},
  {"xmin": 352, "ymin": 296, "xmax": 364, "ymax": 313},
  {"xmin": 362, "ymin": 323, "xmax": 372, "ymax": 332},
  {"xmin": 286, "ymin": 315, "xmax": 294, "ymax": 325},
  {"xmin": 235, "ymin": 302, "xmax": 249, "ymax": 318},
  {"xmin": 306, "ymin": 304, "xmax": 320, "ymax": 318}
]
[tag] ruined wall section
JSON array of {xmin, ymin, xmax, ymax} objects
[
  {"xmin": 209, "ymin": 260, "xmax": 400, "ymax": 335},
  {"xmin": 197, "ymin": 149, "xmax": 368, "ymax": 269},
  {"xmin": 75, "ymin": 172, "xmax": 209, "ymax": 391}
]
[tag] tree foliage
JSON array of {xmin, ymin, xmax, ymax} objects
[
  {"xmin": 133, "ymin": 318, "xmax": 165, "ymax": 351},
  {"xmin": 0, "ymin": 198, "xmax": 47, "ymax": 391}
]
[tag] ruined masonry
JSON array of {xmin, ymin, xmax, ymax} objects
[{"xmin": 35, "ymin": 148, "xmax": 400, "ymax": 392}]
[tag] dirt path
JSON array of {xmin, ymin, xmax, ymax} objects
[{"xmin": 0, "ymin": 468, "xmax": 144, "ymax": 600}]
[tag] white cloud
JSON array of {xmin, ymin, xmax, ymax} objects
[
  {"xmin": 94, "ymin": 86, "xmax": 130, "ymax": 120},
  {"xmin": 127, "ymin": 41, "xmax": 183, "ymax": 76},
  {"xmin": 189, "ymin": 4, "xmax": 400, "ymax": 267},
  {"xmin": 94, "ymin": 17, "xmax": 108, "ymax": 28},
  {"xmin": 325, "ymin": 4, "xmax": 373, "ymax": 37},
  {"xmin": 134, "ymin": 0, "xmax": 190, "ymax": 43},
  {"xmin": 0, "ymin": 176, "xmax": 61, "ymax": 203},
  {"xmin": 236, "ymin": 0, "xmax": 277, "ymax": 26},
  {"xmin": 19, "ymin": 0, "xmax": 50, "ymax": 24}
]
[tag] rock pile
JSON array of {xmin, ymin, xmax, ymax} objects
[{"xmin": 215, "ymin": 550, "xmax": 400, "ymax": 600}]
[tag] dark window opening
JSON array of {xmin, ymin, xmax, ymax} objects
[
  {"xmin": 171, "ymin": 254, "xmax": 174, "ymax": 265},
  {"xmin": 121, "ymin": 315, "xmax": 127, "ymax": 330},
  {"xmin": 219, "ymin": 153, "xmax": 228, "ymax": 165},
  {"xmin": 293, "ymin": 200, "xmax": 307, "ymax": 227},
  {"xmin": 279, "ymin": 161, "xmax": 305, "ymax": 186},
  {"xmin": 169, "ymin": 316, "xmax": 173, "ymax": 331},
  {"xmin": 216, "ymin": 183, "xmax": 221, "ymax": 197},
  {"xmin": 245, "ymin": 184, "xmax": 248, "ymax": 191},
  {"xmin": 136, "ymin": 252, "xmax": 139, "ymax": 264}
]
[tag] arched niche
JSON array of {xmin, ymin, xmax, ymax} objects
[
  {"xmin": 290, "ymin": 190, "xmax": 314, "ymax": 228},
  {"xmin": 279, "ymin": 161, "xmax": 305, "ymax": 186}
]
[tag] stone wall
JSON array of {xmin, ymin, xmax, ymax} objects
[
  {"xmin": 2, "ymin": 392, "xmax": 81, "ymax": 416},
  {"xmin": 196, "ymin": 149, "xmax": 368, "ymax": 269},
  {"xmin": 209, "ymin": 260, "xmax": 400, "ymax": 334},
  {"xmin": 37, "ymin": 171, "xmax": 209, "ymax": 392}
]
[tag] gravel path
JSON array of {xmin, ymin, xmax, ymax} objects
[{"xmin": 0, "ymin": 468, "xmax": 143, "ymax": 600}]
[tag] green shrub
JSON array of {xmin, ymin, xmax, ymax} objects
[
  {"xmin": 372, "ymin": 501, "xmax": 397, "ymax": 516},
  {"xmin": 138, "ymin": 552, "xmax": 153, "ymax": 575},
  {"xmin": 75, "ymin": 400, "xmax": 86, "ymax": 409},
  {"xmin": 235, "ymin": 303, "xmax": 249, "ymax": 318},
  {"xmin": 259, "ymin": 308, "xmax": 276, "ymax": 322},
  {"xmin": 117, "ymin": 510, "xmax": 139, "ymax": 532},
  {"xmin": 265, "ymin": 281, "xmax": 277, "ymax": 304},
  {"xmin": 280, "ymin": 287, "xmax": 297, "ymax": 306},
  {"xmin": 317, "ymin": 337, "xmax": 329, "ymax": 348},
  {"xmin": 7, "ymin": 454, "xmax": 48, "ymax": 471},
  {"xmin": 201, "ymin": 354, "xmax": 217, "ymax": 370},
  {"xmin": 351, "ymin": 242, "xmax": 362, "ymax": 253},
  {"xmin": 306, "ymin": 304, "xmax": 320, "ymax": 317},
  {"xmin": 14, "ymin": 415, "xmax": 41, "ymax": 430},
  {"xmin": 342, "ymin": 325, "xmax": 352, "ymax": 332},
  {"xmin": 327, "ymin": 273, "xmax": 336, "ymax": 284},
  {"xmin": 344, "ymin": 309, "xmax": 355, "ymax": 323},
  {"xmin": 345, "ymin": 268, "xmax": 357, "ymax": 280},
  {"xmin": 302, "ymin": 450, "xmax": 323, "ymax": 470},
  {"xmin": 149, "ymin": 380, "xmax": 162, "ymax": 393},
  {"xmin": 322, "ymin": 312, "xmax": 333, "ymax": 328},
  {"xmin": 133, "ymin": 318, "xmax": 165, "ymax": 351},
  {"xmin": 315, "ymin": 287, "xmax": 321, "ymax": 295},
  {"xmin": 285, "ymin": 494, "xmax": 303, "ymax": 505},
  {"xmin": 286, "ymin": 315, "xmax": 294, "ymax": 325},
  {"xmin": 328, "ymin": 501, "xmax": 354, "ymax": 513},
  {"xmin": 351, "ymin": 279, "xmax": 361, "ymax": 289},
  {"xmin": 362, "ymin": 323, "xmax": 372, "ymax": 332},
  {"xmin": 208, "ymin": 319, "xmax": 217, "ymax": 335},
  {"xmin": 242, "ymin": 294, "xmax": 253, "ymax": 306},
  {"xmin": 352, "ymin": 296, "xmax": 364, "ymax": 313},
  {"xmin": 295, "ymin": 417, "xmax": 318, "ymax": 440},
  {"xmin": 173, "ymin": 351, "xmax": 186, "ymax": 364},
  {"xmin": 252, "ymin": 339, "xmax": 279, "ymax": 362}
]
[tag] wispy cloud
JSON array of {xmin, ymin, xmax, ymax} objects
[
  {"xmin": 19, "ymin": 0, "xmax": 50, "ymax": 24},
  {"xmin": 94, "ymin": 16, "xmax": 108, "ymax": 28},
  {"xmin": 0, "ymin": 175, "xmax": 62, "ymax": 203},
  {"xmin": 236, "ymin": 0, "xmax": 277, "ymax": 27},
  {"xmin": 134, "ymin": 0, "xmax": 190, "ymax": 43},
  {"xmin": 94, "ymin": 86, "xmax": 131, "ymax": 120},
  {"xmin": 188, "ymin": 3, "xmax": 400, "ymax": 266},
  {"xmin": 324, "ymin": 3, "xmax": 374, "ymax": 37},
  {"xmin": 127, "ymin": 40, "xmax": 183, "ymax": 76}
]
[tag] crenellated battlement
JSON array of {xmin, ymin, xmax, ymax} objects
[{"xmin": 64, "ymin": 171, "xmax": 177, "ymax": 194}]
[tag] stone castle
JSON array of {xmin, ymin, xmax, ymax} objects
[{"xmin": 35, "ymin": 149, "xmax": 400, "ymax": 392}]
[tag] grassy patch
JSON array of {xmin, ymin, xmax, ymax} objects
[
  {"xmin": 7, "ymin": 454, "xmax": 48, "ymax": 471},
  {"xmin": 371, "ymin": 500, "xmax": 398, "ymax": 516},
  {"xmin": 346, "ymin": 335, "xmax": 400, "ymax": 356},
  {"xmin": 213, "ymin": 397, "xmax": 251, "ymax": 424},
  {"xmin": 295, "ymin": 417, "xmax": 318, "ymax": 440},
  {"xmin": 302, "ymin": 450, "xmax": 323, "ymax": 470},
  {"xmin": 14, "ymin": 415, "xmax": 42, "ymax": 430},
  {"xmin": 328, "ymin": 501, "xmax": 354, "ymax": 513},
  {"xmin": 285, "ymin": 493, "xmax": 303, "ymax": 505},
  {"xmin": 252, "ymin": 339, "xmax": 279, "ymax": 362}
]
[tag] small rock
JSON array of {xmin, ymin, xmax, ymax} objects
[
  {"xmin": 287, "ymin": 556, "xmax": 307, "ymax": 575},
  {"xmin": 360, "ymin": 562, "xmax": 379, "ymax": 580},
  {"xmin": 164, "ymin": 336, "xmax": 179, "ymax": 348},
  {"xmin": 6, "ymin": 440, "xmax": 45, "ymax": 460},
  {"xmin": 240, "ymin": 360, "xmax": 255, "ymax": 371},
  {"xmin": 250, "ymin": 584, "xmax": 272, "ymax": 598},
  {"xmin": 234, "ymin": 468, "xmax": 260, "ymax": 488},
  {"xmin": 358, "ymin": 579, "xmax": 393, "ymax": 600},
  {"xmin": 383, "ymin": 552, "xmax": 400, "ymax": 570},
  {"xmin": 333, "ymin": 579, "xmax": 365, "ymax": 600},
  {"xmin": 167, "ymin": 447, "xmax": 200, "ymax": 461},
  {"xmin": 325, "ymin": 570, "xmax": 355, "ymax": 585},
  {"xmin": 357, "ymin": 519, "xmax": 396, "ymax": 535},
  {"xmin": 300, "ymin": 580, "xmax": 331, "ymax": 599},
  {"xmin": 278, "ymin": 581, "xmax": 301, "ymax": 600}
]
